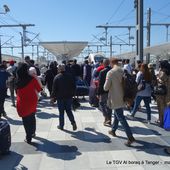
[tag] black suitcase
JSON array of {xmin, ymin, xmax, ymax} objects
[{"xmin": 0, "ymin": 119, "xmax": 11, "ymax": 155}]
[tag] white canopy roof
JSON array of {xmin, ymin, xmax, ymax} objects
[
  {"xmin": 39, "ymin": 41, "xmax": 88, "ymax": 60},
  {"xmin": 117, "ymin": 42, "xmax": 170, "ymax": 59}
]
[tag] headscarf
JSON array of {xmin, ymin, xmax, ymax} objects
[
  {"xmin": 160, "ymin": 60, "xmax": 170, "ymax": 75},
  {"xmin": 15, "ymin": 63, "xmax": 33, "ymax": 89}
]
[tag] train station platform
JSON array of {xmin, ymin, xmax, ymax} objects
[{"xmin": 0, "ymin": 95, "xmax": 170, "ymax": 170}]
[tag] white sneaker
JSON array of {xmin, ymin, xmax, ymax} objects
[{"xmin": 147, "ymin": 120, "xmax": 151, "ymax": 124}]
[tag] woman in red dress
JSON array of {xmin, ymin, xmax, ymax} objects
[{"xmin": 15, "ymin": 63, "xmax": 42, "ymax": 144}]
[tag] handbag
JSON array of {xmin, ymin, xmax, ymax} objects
[
  {"xmin": 137, "ymin": 80, "xmax": 146, "ymax": 91},
  {"xmin": 137, "ymin": 74, "xmax": 146, "ymax": 91},
  {"xmin": 153, "ymin": 84, "xmax": 167, "ymax": 95}
]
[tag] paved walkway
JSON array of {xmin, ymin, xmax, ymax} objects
[{"xmin": 0, "ymin": 94, "xmax": 170, "ymax": 170}]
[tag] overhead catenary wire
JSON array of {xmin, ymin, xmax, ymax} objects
[
  {"xmin": 2, "ymin": 13, "xmax": 42, "ymax": 45},
  {"xmin": 88, "ymin": 1, "xmax": 134, "ymax": 55},
  {"xmin": 88, "ymin": 1, "xmax": 170, "ymax": 56},
  {"xmin": 0, "ymin": 17, "xmax": 21, "ymax": 34},
  {"xmin": 109, "ymin": 9, "xmax": 135, "ymax": 25},
  {"xmin": 151, "ymin": 10, "xmax": 170, "ymax": 23},
  {"xmin": 106, "ymin": 0, "xmax": 126, "ymax": 24},
  {"xmin": 0, "ymin": 19, "xmax": 21, "ymax": 46},
  {"xmin": 152, "ymin": 10, "xmax": 170, "ymax": 17},
  {"xmin": 0, "ymin": 14, "xmax": 43, "ymax": 57},
  {"xmin": 90, "ymin": 31, "xmax": 106, "ymax": 42},
  {"xmin": 157, "ymin": 1, "xmax": 170, "ymax": 11},
  {"xmin": 105, "ymin": 8, "xmax": 136, "ymax": 44},
  {"xmin": 5, "ymin": 13, "xmax": 21, "ymax": 25}
]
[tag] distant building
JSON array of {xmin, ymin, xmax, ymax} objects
[{"xmin": 2, "ymin": 54, "xmax": 21, "ymax": 63}]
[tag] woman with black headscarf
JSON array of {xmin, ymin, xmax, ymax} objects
[{"xmin": 15, "ymin": 63, "xmax": 42, "ymax": 144}]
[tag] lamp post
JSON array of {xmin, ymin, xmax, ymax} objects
[
  {"xmin": 20, "ymin": 32, "xmax": 25, "ymax": 61},
  {"xmin": 134, "ymin": 0, "xmax": 143, "ymax": 62},
  {"xmin": 0, "ymin": 5, "xmax": 10, "ymax": 63}
]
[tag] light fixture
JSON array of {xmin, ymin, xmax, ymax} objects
[
  {"xmin": 3, "ymin": 5, "xmax": 10, "ymax": 13},
  {"xmin": 0, "ymin": 4, "xmax": 10, "ymax": 14}
]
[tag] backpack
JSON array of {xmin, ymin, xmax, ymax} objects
[{"xmin": 122, "ymin": 72, "xmax": 138, "ymax": 107}]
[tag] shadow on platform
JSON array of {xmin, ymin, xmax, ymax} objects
[
  {"xmin": 63, "ymin": 127, "xmax": 111, "ymax": 143},
  {"xmin": 5, "ymin": 116, "xmax": 22, "ymax": 125},
  {"xmin": 131, "ymin": 126, "xmax": 161, "ymax": 136},
  {"xmin": 112, "ymin": 135, "xmax": 167, "ymax": 156},
  {"xmin": 31, "ymin": 136, "xmax": 81, "ymax": 160},
  {"xmin": 0, "ymin": 151, "xmax": 26, "ymax": 170},
  {"xmin": 36, "ymin": 111, "xmax": 58, "ymax": 119}
]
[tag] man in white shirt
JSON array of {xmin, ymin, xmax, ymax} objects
[
  {"xmin": 6, "ymin": 60, "xmax": 17, "ymax": 106},
  {"xmin": 123, "ymin": 59, "xmax": 133, "ymax": 75}
]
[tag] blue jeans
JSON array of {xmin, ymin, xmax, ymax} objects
[
  {"xmin": 131, "ymin": 96, "xmax": 151, "ymax": 121},
  {"xmin": 112, "ymin": 108, "xmax": 133, "ymax": 139},
  {"xmin": 57, "ymin": 98, "xmax": 76, "ymax": 127}
]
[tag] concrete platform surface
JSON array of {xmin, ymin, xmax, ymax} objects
[{"xmin": 0, "ymin": 96, "xmax": 170, "ymax": 170}]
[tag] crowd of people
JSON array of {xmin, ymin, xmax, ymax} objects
[{"xmin": 0, "ymin": 55, "xmax": 170, "ymax": 149}]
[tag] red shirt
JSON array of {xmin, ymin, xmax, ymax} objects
[
  {"xmin": 96, "ymin": 65, "xmax": 105, "ymax": 73},
  {"xmin": 16, "ymin": 78, "xmax": 42, "ymax": 117}
]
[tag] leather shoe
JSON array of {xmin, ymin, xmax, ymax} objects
[
  {"xmin": 124, "ymin": 136, "xmax": 135, "ymax": 147},
  {"xmin": 108, "ymin": 130, "xmax": 117, "ymax": 137},
  {"xmin": 103, "ymin": 121, "xmax": 111, "ymax": 127},
  {"xmin": 24, "ymin": 139, "xmax": 32, "ymax": 144},
  {"xmin": 72, "ymin": 123, "xmax": 77, "ymax": 131},
  {"xmin": 57, "ymin": 125, "xmax": 64, "ymax": 130}
]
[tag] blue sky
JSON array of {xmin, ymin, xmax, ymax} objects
[{"xmin": 1, "ymin": 0, "xmax": 170, "ymax": 58}]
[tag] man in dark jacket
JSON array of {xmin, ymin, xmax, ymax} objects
[
  {"xmin": 51, "ymin": 64, "xmax": 77, "ymax": 131},
  {"xmin": 45, "ymin": 62, "xmax": 57, "ymax": 96},
  {"xmin": 98, "ymin": 59, "xmax": 112, "ymax": 126},
  {"xmin": 71, "ymin": 59, "xmax": 81, "ymax": 79},
  {"xmin": 0, "ymin": 64, "xmax": 10, "ymax": 117},
  {"xmin": 83, "ymin": 60, "xmax": 92, "ymax": 86}
]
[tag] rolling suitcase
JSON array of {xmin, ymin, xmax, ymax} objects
[{"xmin": 0, "ymin": 119, "xmax": 11, "ymax": 155}]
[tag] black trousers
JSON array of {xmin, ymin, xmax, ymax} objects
[
  {"xmin": 22, "ymin": 113, "xmax": 36, "ymax": 142},
  {"xmin": 0, "ymin": 88, "xmax": 7, "ymax": 114}
]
